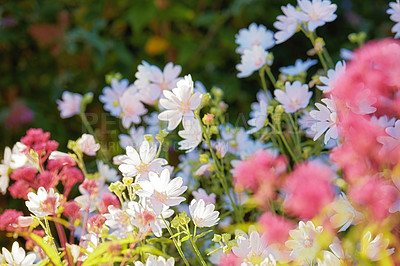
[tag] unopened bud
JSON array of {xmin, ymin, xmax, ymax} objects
[{"xmin": 202, "ymin": 113, "xmax": 214, "ymax": 126}]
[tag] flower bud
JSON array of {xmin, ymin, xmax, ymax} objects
[
  {"xmin": 202, "ymin": 113, "xmax": 214, "ymax": 126},
  {"xmin": 275, "ymin": 105, "xmax": 285, "ymax": 114},
  {"xmin": 201, "ymin": 93, "xmax": 211, "ymax": 106},
  {"xmin": 199, "ymin": 154, "xmax": 209, "ymax": 164}
]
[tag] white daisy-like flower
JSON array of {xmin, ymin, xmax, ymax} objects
[
  {"xmin": 126, "ymin": 199, "xmax": 173, "ymax": 237},
  {"xmin": 119, "ymin": 126, "xmax": 145, "ymax": 150},
  {"xmin": 189, "ymin": 199, "xmax": 220, "ymax": 228},
  {"xmin": 370, "ymin": 115, "xmax": 396, "ymax": 128},
  {"xmin": 26, "ymin": 187, "xmax": 60, "ymax": 218},
  {"xmin": 298, "ymin": 110, "xmax": 318, "ymax": 138},
  {"xmin": 192, "ymin": 188, "xmax": 216, "ymax": 205},
  {"xmin": 78, "ymin": 134, "xmax": 100, "ymax": 156},
  {"xmin": 2, "ymin": 242, "xmax": 37, "ymax": 266},
  {"xmin": 56, "ymin": 91, "xmax": 82, "ymax": 119},
  {"xmin": 297, "ymin": 0, "xmax": 338, "ymax": 32},
  {"xmin": 330, "ymin": 192, "xmax": 363, "ymax": 232},
  {"xmin": 274, "ymin": 81, "xmax": 312, "ymax": 113},
  {"xmin": 274, "ymin": 4, "xmax": 307, "ymax": 44},
  {"xmin": 99, "ymin": 78, "xmax": 130, "ymax": 117},
  {"xmin": 236, "ymin": 45, "xmax": 269, "ymax": 78},
  {"xmin": 178, "ymin": 117, "xmax": 202, "ymax": 153},
  {"xmin": 317, "ymin": 61, "xmax": 346, "ymax": 93},
  {"xmin": 119, "ymin": 140, "xmax": 168, "ymax": 182},
  {"xmin": 104, "ymin": 205, "xmax": 134, "ymax": 238},
  {"xmin": 387, "ymin": 1, "xmax": 400, "ymax": 39},
  {"xmin": 97, "ymin": 160, "xmax": 120, "ymax": 182},
  {"xmin": 120, "ymin": 87, "xmax": 148, "ymax": 129},
  {"xmin": 279, "ymin": 58, "xmax": 317, "ymax": 76},
  {"xmin": 361, "ymin": 231, "xmax": 395, "ymax": 261},
  {"xmin": 134, "ymin": 255, "xmax": 175, "ymax": 266},
  {"xmin": 0, "ymin": 146, "xmax": 12, "ymax": 194},
  {"xmin": 248, "ymin": 91, "xmax": 270, "ymax": 134},
  {"xmin": 137, "ymin": 169, "xmax": 187, "ymax": 215},
  {"xmin": 377, "ymin": 120, "xmax": 400, "ymax": 155},
  {"xmin": 158, "ymin": 75, "xmax": 203, "ymax": 131},
  {"xmin": 310, "ymin": 97, "xmax": 338, "ymax": 144},
  {"xmin": 235, "ymin": 23, "xmax": 275, "ymax": 54},
  {"xmin": 286, "ymin": 221, "xmax": 323, "ymax": 264}
]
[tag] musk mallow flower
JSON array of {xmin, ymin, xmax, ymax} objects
[
  {"xmin": 0, "ymin": 147, "xmax": 12, "ymax": 194},
  {"xmin": 2, "ymin": 241, "xmax": 37, "ymax": 266},
  {"xmin": 297, "ymin": 0, "xmax": 338, "ymax": 32},
  {"xmin": 119, "ymin": 140, "xmax": 168, "ymax": 182},
  {"xmin": 387, "ymin": 1, "xmax": 400, "ymax": 39},
  {"xmin": 285, "ymin": 221, "xmax": 323, "ymax": 264},
  {"xmin": 136, "ymin": 169, "xmax": 187, "ymax": 215},
  {"xmin": 377, "ymin": 120, "xmax": 400, "ymax": 155},
  {"xmin": 97, "ymin": 160, "xmax": 120, "ymax": 182},
  {"xmin": 274, "ymin": 81, "xmax": 312, "ymax": 113},
  {"xmin": 248, "ymin": 90, "xmax": 270, "ymax": 134},
  {"xmin": 134, "ymin": 255, "xmax": 175, "ymax": 266},
  {"xmin": 235, "ymin": 23, "xmax": 275, "ymax": 54},
  {"xmin": 99, "ymin": 78, "xmax": 130, "ymax": 117},
  {"xmin": 120, "ymin": 87, "xmax": 148, "ymax": 129},
  {"xmin": 189, "ymin": 199, "xmax": 220, "ymax": 228},
  {"xmin": 361, "ymin": 231, "xmax": 395, "ymax": 261},
  {"xmin": 118, "ymin": 126, "xmax": 145, "ymax": 150},
  {"xmin": 279, "ymin": 58, "xmax": 317, "ymax": 76},
  {"xmin": 329, "ymin": 192, "xmax": 363, "ymax": 232},
  {"xmin": 56, "ymin": 91, "xmax": 82, "ymax": 118},
  {"xmin": 236, "ymin": 45, "xmax": 269, "ymax": 78},
  {"xmin": 178, "ymin": 117, "xmax": 202, "ymax": 153},
  {"xmin": 317, "ymin": 61, "xmax": 346, "ymax": 93},
  {"xmin": 78, "ymin": 134, "xmax": 100, "ymax": 156},
  {"xmin": 26, "ymin": 187, "xmax": 60, "ymax": 217},
  {"xmin": 310, "ymin": 97, "xmax": 338, "ymax": 144},
  {"xmin": 192, "ymin": 188, "xmax": 216, "ymax": 205},
  {"xmin": 158, "ymin": 75, "xmax": 203, "ymax": 131},
  {"xmin": 274, "ymin": 4, "xmax": 307, "ymax": 44}
]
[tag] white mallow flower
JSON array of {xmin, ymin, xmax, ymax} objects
[
  {"xmin": 119, "ymin": 140, "xmax": 168, "ymax": 182},
  {"xmin": 99, "ymin": 78, "xmax": 130, "ymax": 117},
  {"xmin": 178, "ymin": 117, "xmax": 202, "ymax": 153},
  {"xmin": 285, "ymin": 221, "xmax": 323, "ymax": 264},
  {"xmin": 57, "ymin": 91, "xmax": 82, "ymax": 119},
  {"xmin": 236, "ymin": 45, "xmax": 269, "ymax": 78},
  {"xmin": 137, "ymin": 169, "xmax": 187, "ymax": 215},
  {"xmin": 298, "ymin": 110, "xmax": 318, "ymax": 138},
  {"xmin": 189, "ymin": 199, "xmax": 220, "ymax": 228},
  {"xmin": 389, "ymin": 175, "xmax": 400, "ymax": 213},
  {"xmin": 97, "ymin": 160, "xmax": 120, "ymax": 182},
  {"xmin": 297, "ymin": 0, "xmax": 337, "ymax": 32},
  {"xmin": 126, "ymin": 199, "xmax": 173, "ymax": 237},
  {"xmin": 2, "ymin": 242, "xmax": 37, "ymax": 266},
  {"xmin": 120, "ymin": 87, "xmax": 148, "ymax": 129},
  {"xmin": 104, "ymin": 205, "xmax": 134, "ymax": 238},
  {"xmin": 361, "ymin": 231, "xmax": 395, "ymax": 261},
  {"xmin": 78, "ymin": 134, "xmax": 100, "ymax": 156},
  {"xmin": 248, "ymin": 90, "xmax": 270, "ymax": 134},
  {"xmin": 0, "ymin": 146, "xmax": 12, "ymax": 194},
  {"xmin": 26, "ymin": 187, "xmax": 60, "ymax": 217},
  {"xmin": 330, "ymin": 193, "xmax": 363, "ymax": 232},
  {"xmin": 387, "ymin": 1, "xmax": 400, "ymax": 39},
  {"xmin": 274, "ymin": 81, "xmax": 312, "ymax": 113},
  {"xmin": 274, "ymin": 4, "xmax": 307, "ymax": 44},
  {"xmin": 134, "ymin": 255, "xmax": 175, "ymax": 266},
  {"xmin": 192, "ymin": 188, "xmax": 216, "ymax": 204},
  {"xmin": 310, "ymin": 97, "xmax": 338, "ymax": 144},
  {"xmin": 317, "ymin": 61, "xmax": 346, "ymax": 93},
  {"xmin": 279, "ymin": 58, "xmax": 317, "ymax": 76},
  {"xmin": 377, "ymin": 120, "xmax": 400, "ymax": 156},
  {"xmin": 119, "ymin": 126, "xmax": 145, "ymax": 150},
  {"xmin": 158, "ymin": 75, "xmax": 203, "ymax": 131},
  {"xmin": 235, "ymin": 23, "xmax": 275, "ymax": 54}
]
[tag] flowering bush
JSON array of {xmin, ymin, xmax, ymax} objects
[{"xmin": 1, "ymin": 1, "xmax": 400, "ymax": 265}]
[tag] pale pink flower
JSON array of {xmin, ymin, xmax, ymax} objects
[
  {"xmin": 274, "ymin": 81, "xmax": 312, "ymax": 113},
  {"xmin": 279, "ymin": 59, "xmax": 317, "ymax": 76},
  {"xmin": 178, "ymin": 117, "xmax": 202, "ymax": 153},
  {"xmin": 235, "ymin": 23, "xmax": 275, "ymax": 54},
  {"xmin": 310, "ymin": 97, "xmax": 338, "ymax": 144},
  {"xmin": 317, "ymin": 61, "xmax": 346, "ymax": 93},
  {"xmin": 99, "ymin": 79, "xmax": 130, "ymax": 117},
  {"xmin": 297, "ymin": 0, "xmax": 337, "ymax": 32},
  {"xmin": 120, "ymin": 87, "xmax": 148, "ymax": 129},
  {"xmin": 236, "ymin": 45, "xmax": 269, "ymax": 78},
  {"xmin": 192, "ymin": 188, "xmax": 216, "ymax": 204},
  {"xmin": 274, "ymin": 4, "xmax": 307, "ymax": 44},
  {"xmin": 78, "ymin": 134, "xmax": 100, "ymax": 156},
  {"xmin": 57, "ymin": 91, "xmax": 82, "ymax": 118},
  {"xmin": 361, "ymin": 231, "xmax": 395, "ymax": 261},
  {"xmin": 387, "ymin": 1, "xmax": 400, "ymax": 39},
  {"xmin": 25, "ymin": 187, "xmax": 60, "ymax": 217}
]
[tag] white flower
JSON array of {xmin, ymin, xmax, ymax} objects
[
  {"xmin": 2, "ymin": 242, "xmax": 37, "ymax": 266},
  {"xmin": 78, "ymin": 134, "xmax": 100, "ymax": 156},
  {"xmin": 310, "ymin": 97, "xmax": 338, "ymax": 144},
  {"xmin": 215, "ymin": 142, "xmax": 227, "ymax": 158},
  {"xmin": 279, "ymin": 59, "xmax": 317, "ymax": 76},
  {"xmin": 194, "ymin": 81, "xmax": 207, "ymax": 94},
  {"xmin": 285, "ymin": 221, "xmax": 323, "ymax": 263},
  {"xmin": 274, "ymin": 81, "xmax": 312, "ymax": 113},
  {"xmin": 317, "ymin": 61, "xmax": 346, "ymax": 93},
  {"xmin": 178, "ymin": 117, "xmax": 202, "ymax": 153},
  {"xmin": 274, "ymin": 4, "xmax": 307, "ymax": 44},
  {"xmin": 297, "ymin": 0, "xmax": 337, "ymax": 32},
  {"xmin": 361, "ymin": 231, "xmax": 395, "ymax": 261},
  {"xmin": 104, "ymin": 205, "xmax": 134, "ymax": 238},
  {"xmin": 137, "ymin": 169, "xmax": 187, "ymax": 215},
  {"xmin": 119, "ymin": 126, "xmax": 145, "ymax": 150},
  {"xmin": 377, "ymin": 120, "xmax": 400, "ymax": 156},
  {"xmin": 9, "ymin": 142, "xmax": 28, "ymax": 169},
  {"xmin": 120, "ymin": 87, "xmax": 148, "ymax": 129},
  {"xmin": 370, "ymin": 115, "xmax": 396, "ymax": 128},
  {"xmin": 57, "ymin": 91, "xmax": 82, "ymax": 118},
  {"xmin": 144, "ymin": 112, "xmax": 161, "ymax": 136},
  {"xmin": 329, "ymin": 193, "xmax": 363, "ymax": 232},
  {"xmin": 248, "ymin": 90, "xmax": 270, "ymax": 134},
  {"xmin": 236, "ymin": 45, "xmax": 269, "ymax": 78},
  {"xmin": 340, "ymin": 48, "xmax": 354, "ymax": 61},
  {"xmin": 189, "ymin": 199, "xmax": 219, "ymax": 228},
  {"xmin": 26, "ymin": 187, "xmax": 60, "ymax": 217},
  {"xmin": 389, "ymin": 175, "xmax": 400, "ymax": 213},
  {"xmin": 134, "ymin": 255, "xmax": 175, "ymax": 266},
  {"xmin": 235, "ymin": 23, "xmax": 275, "ymax": 54},
  {"xmin": 158, "ymin": 75, "xmax": 203, "ymax": 131},
  {"xmin": 0, "ymin": 147, "xmax": 12, "ymax": 194},
  {"xmin": 298, "ymin": 110, "xmax": 318, "ymax": 138},
  {"xmin": 387, "ymin": 1, "xmax": 400, "ymax": 39},
  {"xmin": 97, "ymin": 160, "xmax": 120, "ymax": 182},
  {"xmin": 317, "ymin": 251, "xmax": 340, "ymax": 266},
  {"xmin": 192, "ymin": 188, "xmax": 216, "ymax": 205},
  {"xmin": 119, "ymin": 141, "xmax": 168, "ymax": 182},
  {"xmin": 99, "ymin": 78, "xmax": 130, "ymax": 117},
  {"xmin": 126, "ymin": 199, "xmax": 173, "ymax": 237}
]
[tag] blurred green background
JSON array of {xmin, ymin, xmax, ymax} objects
[{"xmin": 0, "ymin": 0, "xmax": 393, "ymax": 150}]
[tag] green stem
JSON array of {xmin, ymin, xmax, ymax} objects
[
  {"xmin": 259, "ymin": 67, "xmax": 268, "ymax": 95},
  {"xmin": 265, "ymin": 65, "xmax": 277, "ymax": 90},
  {"xmin": 161, "ymin": 215, "xmax": 189, "ymax": 266},
  {"xmin": 189, "ymin": 233, "xmax": 207, "ymax": 266},
  {"xmin": 287, "ymin": 114, "xmax": 301, "ymax": 156},
  {"xmin": 301, "ymin": 27, "xmax": 329, "ymax": 72}
]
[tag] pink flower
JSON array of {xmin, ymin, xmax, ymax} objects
[
  {"xmin": 283, "ymin": 161, "xmax": 335, "ymax": 219},
  {"xmin": 78, "ymin": 134, "xmax": 100, "ymax": 156},
  {"xmin": 8, "ymin": 180, "xmax": 32, "ymax": 199},
  {"xmin": 0, "ymin": 209, "xmax": 23, "ymax": 232},
  {"xmin": 98, "ymin": 194, "xmax": 120, "ymax": 214},
  {"xmin": 218, "ymin": 253, "xmax": 241, "ymax": 266},
  {"xmin": 57, "ymin": 91, "xmax": 82, "ymax": 118},
  {"xmin": 120, "ymin": 88, "xmax": 147, "ymax": 128},
  {"xmin": 21, "ymin": 128, "xmax": 59, "ymax": 156},
  {"xmin": 258, "ymin": 212, "xmax": 295, "ymax": 245},
  {"xmin": 63, "ymin": 200, "xmax": 82, "ymax": 221}
]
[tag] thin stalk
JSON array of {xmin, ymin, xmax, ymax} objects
[
  {"xmin": 186, "ymin": 225, "xmax": 207, "ymax": 266},
  {"xmin": 259, "ymin": 67, "xmax": 268, "ymax": 95},
  {"xmin": 287, "ymin": 114, "xmax": 301, "ymax": 156},
  {"xmin": 265, "ymin": 65, "xmax": 277, "ymax": 90},
  {"xmin": 55, "ymin": 220, "xmax": 73, "ymax": 266}
]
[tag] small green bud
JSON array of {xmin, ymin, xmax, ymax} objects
[
  {"xmin": 267, "ymin": 106, "xmax": 274, "ymax": 115},
  {"xmin": 222, "ymin": 233, "xmax": 231, "ymax": 243},
  {"xmin": 275, "ymin": 105, "xmax": 285, "ymax": 114},
  {"xmin": 122, "ymin": 177, "xmax": 133, "ymax": 186},
  {"xmin": 348, "ymin": 33, "xmax": 358, "ymax": 43},
  {"xmin": 105, "ymin": 72, "xmax": 123, "ymax": 84},
  {"xmin": 212, "ymin": 234, "xmax": 222, "ymax": 242},
  {"xmin": 156, "ymin": 130, "xmax": 169, "ymax": 143},
  {"xmin": 201, "ymin": 93, "xmax": 211, "ymax": 106},
  {"xmin": 210, "ymin": 126, "xmax": 219, "ymax": 135},
  {"xmin": 144, "ymin": 134, "xmax": 154, "ymax": 143},
  {"xmin": 211, "ymin": 87, "xmax": 223, "ymax": 98},
  {"xmin": 199, "ymin": 154, "xmax": 209, "ymax": 164},
  {"xmin": 171, "ymin": 216, "xmax": 180, "ymax": 229}
]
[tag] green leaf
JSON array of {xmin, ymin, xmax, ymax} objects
[
  {"xmin": 29, "ymin": 233, "xmax": 62, "ymax": 266},
  {"xmin": 147, "ymin": 237, "xmax": 173, "ymax": 244},
  {"xmin": 180, "ymin": 235, "xmax": 190, "ymax": 242},
  {"xmin": 195, "ymin": 230, "xmax": 213, "ymax": 241}
]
